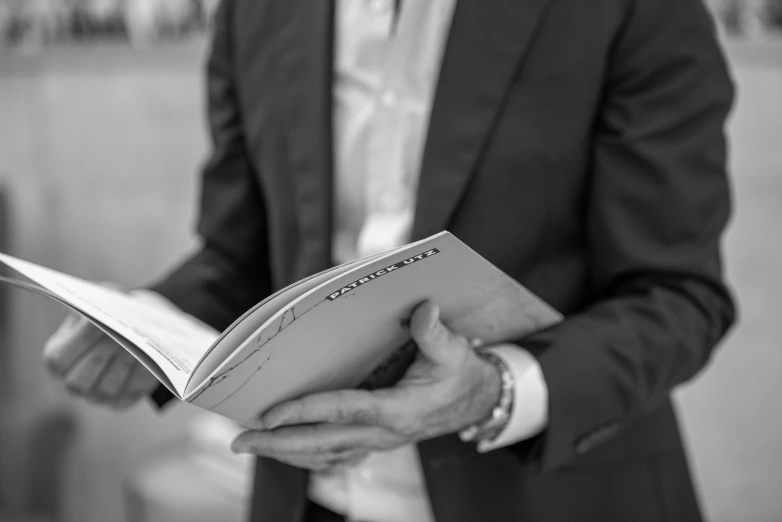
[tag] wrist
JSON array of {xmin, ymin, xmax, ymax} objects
[
  {"xmin": 475, "ymin": 344, "xmax": 549, "ymax": 451},
  {"xmin": 468, "ymin": 356, "xmax": 503, "ymax": 425},
  {"xmin": 459, "ymin": 350, "xmax": 514, "ymax": 444}
]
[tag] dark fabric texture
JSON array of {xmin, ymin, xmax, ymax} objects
[{"xmin": 149, "ymin": 0, "xmax": 736, "ymax": 520}]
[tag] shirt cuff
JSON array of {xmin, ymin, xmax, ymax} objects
[{"xmin": 477, "ymin": 344, "xmax": 549, "ymax": 453}]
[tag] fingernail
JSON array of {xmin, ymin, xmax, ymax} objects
[{"xmin": 429, "ymin": 304, "xmax": 441, "ymax": 331}]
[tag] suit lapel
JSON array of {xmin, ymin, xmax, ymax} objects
[
  {"xmin": 277, "ymin": 0, "xmax": 335, "ymax": 279},
  {"xmin": 274, "ymin": 0, "xmax": 553, "ymax": 260},
  {"xmin": 412, "ymin": 0, "xmax": 553, "ymax": 240}
]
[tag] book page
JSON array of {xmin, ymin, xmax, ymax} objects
[
  {"xmin": 0, "ymin": 275, "xmax": 179, "ymax": 394},
  {"xmin": 0, "ymin": 254, "xmax": 219, "ymax": 395},
  {"xmin": 186, "ymin": 232, "xmax": 562, "ymax": 425},
  {"xmin": 188, "ymin": 249, "xmax": 397, "ymax": 393}
]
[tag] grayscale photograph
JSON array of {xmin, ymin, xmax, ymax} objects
[{"xmin": 0, "ymin": 1, "xmax": 780, "ymax": 521}]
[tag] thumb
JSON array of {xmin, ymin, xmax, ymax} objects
[{"xmin": 409, "ymin": 301, "xmax": 467, "ymax": 367}]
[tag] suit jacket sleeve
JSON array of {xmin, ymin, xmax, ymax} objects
[
  {"xmin": 148, "ymin": 0, "xmax": 272, "ymax": 406},
  {"xmin": 517, "ymin": 0, "xmax": 736, "ymax": 471}
]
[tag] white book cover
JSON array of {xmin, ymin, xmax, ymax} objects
[{"xmin": 0, "ymin": 232, "xmax": 562, "ymax": 425}]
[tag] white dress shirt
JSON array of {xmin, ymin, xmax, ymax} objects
[{"xmin": 309, "ymin": 1, "xmax": 549, "ymax": 521}]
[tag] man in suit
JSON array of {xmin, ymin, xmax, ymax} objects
[{"xmin": 43, "ymin": 0, "xmax": 736, "ymax": 520}]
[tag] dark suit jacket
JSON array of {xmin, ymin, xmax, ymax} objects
[{"xmin": 151, "ymin": 0, "xmax": 736, "ymax": 520}]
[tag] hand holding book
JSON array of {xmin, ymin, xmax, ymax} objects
[
  {"xmin": 43, "ymin": 313, "xmax": 158, "ymax": 409},
  {"xmin": 231, "ymin": 301, "xmax": 503, "ymax": 472},
  {"xmin": 0, "ymin": 231, "xmax": 561, "ymax": 426}
]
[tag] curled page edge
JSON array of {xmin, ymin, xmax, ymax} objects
[{"xmin": 0, "ymin": 274, "xmax": 179, "ymax": 397}]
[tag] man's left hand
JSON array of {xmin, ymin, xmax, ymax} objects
[{"xmin": 230, "ymin": 300, "xmax": 502, "ymax": 471}]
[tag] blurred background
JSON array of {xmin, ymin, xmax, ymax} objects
[{"xmin": 0, "ymin": 1, "xmax": 780, "ymax": 521}]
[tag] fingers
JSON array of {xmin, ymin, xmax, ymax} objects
[
  {"xmin": 92, "ymin": 347, "xmax": 135, "ymax": 398},
  {"xmin": 325, "ymin": 451, "xmax": 370, "ymax": 471},
  {"xmin": 409, "ymin": 301, "xmax": 469, "ymax": 366},
  {"xmin": 63, "ymin": 336, "xmax": 120, "ymax": 396},
  {"xmin": 120, "ymin": 361, "xmax": 159, "ymax": 399},
  {"xmin": 88, "ymin": 352, "xmax": 157, "ymax": 408},
  {"xmin": 265, "ymin": 448, "xmax": 370, "ymax": 472},
  {"xmin": 231, "ymin": 424, "xmax": 399, "ymax": 456},
  {"xmin": 44, "ymin": 314, "xmax": 156, "ymax": 408},
  {"xmin": 262, "ymin": 389, "xmax": 390, "ymax": 430},
  {"xmin": 43, "ymin": 313, "xmax": 104, "ymax": 377},
  {"xmin": 93, "ymin": 349, "xmax": 156, "ymax": 408}
]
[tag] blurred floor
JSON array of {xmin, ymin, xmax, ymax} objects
[{"xmin": 0, "ymin": 39, "xmax": 780, "ymax": 522}]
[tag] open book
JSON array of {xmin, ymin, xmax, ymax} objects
[{"xmin": 0, "ymin": 232, "xmax": 561, "ymax": 426}]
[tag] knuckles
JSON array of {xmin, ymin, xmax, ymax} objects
[
  {"xmin": 345, "ymin": 402, "xmax": 381, "ymax": 425},
  {"xmin": 277, "ymin": 449, "xmax": 368, "ymax": 472}
]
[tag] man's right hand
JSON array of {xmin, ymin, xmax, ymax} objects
[{"xmin": 43, "ymin": 313, "xmax": 158, "ymax": 410}]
